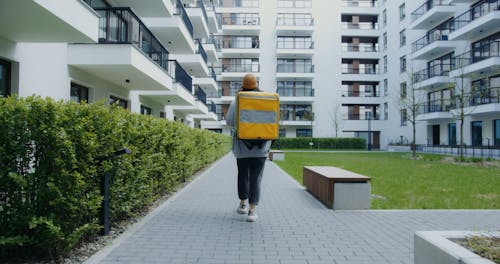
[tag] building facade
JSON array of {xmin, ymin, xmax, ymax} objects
[
  {"xmin": 0, "ymin": 0, "xmax": 220, "ymax": 128},
  {"xmin": 201, "ymin": 0, "xmax": 499, "ymax": 150},
  {"xmin": 1, "ymin": 0, "xmax": 498, "ymax": 150}
]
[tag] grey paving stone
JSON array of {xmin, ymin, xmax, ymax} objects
[{"xmin": 85, "ymin": 155, "xmax": 500, "ymax": 264}]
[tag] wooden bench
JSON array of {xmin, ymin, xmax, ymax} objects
[
  {"xmin": 303, "ymin": 166, "xmax": 371, "ymax": 209},
  {"xmin": 268, "ymin": 150, "xmax": 284, "ymax": 161}
]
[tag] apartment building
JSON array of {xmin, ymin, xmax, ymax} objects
[
  {"xmin": 201, "ymin": 0, "xmax": 499, "ymax": 150},
  {"xmin": 2, "ymin": 0, "xmax": 498, "ymax": 150},
  {"xmin": 0, "ymin": 0, "xmax": 220, "ymax": 128}
]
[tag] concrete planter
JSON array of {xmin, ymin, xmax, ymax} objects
[{"xmin": 414, "ymin": 231, "xmax": 499, "ymax": 264}]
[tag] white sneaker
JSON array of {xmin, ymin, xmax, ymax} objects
[
  {"xmin": 237, "ymin": 203, "xmax": 248, "ymax": 214},
  {"xmin": 247, "ymin": 211, "xmax": 258, "ymax": 222}
]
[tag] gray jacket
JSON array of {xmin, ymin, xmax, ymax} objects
[{"xmin": 226, "ymin": 99, "xmax": 271, "ymax": 159}]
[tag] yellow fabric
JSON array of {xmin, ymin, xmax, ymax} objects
[{"xmin": 236, "ymin": 91, "xmax": 280, "ymax": 140}]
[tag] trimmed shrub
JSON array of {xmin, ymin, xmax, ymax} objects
[
  {"xmin": 0, "ymin": 96, "xmax": 231, "ymax": 259},
  {"xmin": 271, "ymin": 137, "xmax": 366, "ymax": 150}
]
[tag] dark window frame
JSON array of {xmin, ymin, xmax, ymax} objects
[
  {"xmin": 109, "ymin": 95, "xmax": 128, "ymax": 109},
  {"xmin": 0, "ymin": 59, "xmax": 11, "ymax": 97},
  {"xmin": 70, "ymin": 82, "xmax": 90, "ymax": 103}
]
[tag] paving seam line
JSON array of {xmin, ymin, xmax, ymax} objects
[{"xmin": 83, "ymin": 153, "xmax": 232, "ymax": 264}]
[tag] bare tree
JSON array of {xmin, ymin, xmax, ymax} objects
[
  {"xmin": 329, "ymin": 100, "xmax": 342, "ymax": 137},
  {"xmin": 395, "ymin": 61, "xmax": 426, "ymax": 159}
]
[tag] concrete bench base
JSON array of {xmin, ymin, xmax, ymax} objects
[
  {"xmin": 269, "ymin": 150, "xmax": 284, "ymax": 161},
  {"xmin": 303, "ymin": 166, "xmax": 371, "ymax": 209}
]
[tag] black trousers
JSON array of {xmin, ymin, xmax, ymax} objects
[{"xmin": 236, "ymin": 157, "xmax": 266, "ymax": 205}]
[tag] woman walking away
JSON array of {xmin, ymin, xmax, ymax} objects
[{"xmin": 226, "ymin": 73, "xmax": 272, "ymax": 222}]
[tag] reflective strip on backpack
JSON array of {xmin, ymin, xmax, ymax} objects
[{"xmin": 240, "ymin": 110, "xmax": 277, "ymax": 124}]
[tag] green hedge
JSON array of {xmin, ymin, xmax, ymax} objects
[
  {"xmin": 0, "ymin": 96, "xmax": 231, "ymax": 259},
  {"xmin": 271, "ymin": 137, "xmax": 366, "ymax": 150}
]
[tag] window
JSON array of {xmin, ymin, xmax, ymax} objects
[
  {"xmin": 384, "ymin": 102, "xmax": 388, "ymax": 120},
  {"xmin": 471, "ymin": 121, "xmax": 482, "ymax": 146},
  {"xmin": 277, "ymin": 13, "xmax": 313, "ymax": 26},
  {"xmin": 383, "ymin": 9, "xmax": 387, "ymax": 27},
  {"xmin": 0, "ymin": 59, "xmax": 11, "ymax": 97},
  {"xmin": 383, "ymin": 32, "xmax": 387, "ymax": 50},
  {"xmin": 400, "ymin": 82, "xmax": 407, "ymax": 99},
  {"xmin": 384, "ymin": 79, "xmax": 388, "ymax": 96},
  {"xmin": 400, "ymin": 56, "xmax": 407, "ymax": 72},
  {"xmin": 400, "ymin": 109, "xmax": 407, "ymax": 126},
  {"xmin": 70, "ymin": 82, "xmax": 89, "ymax": 103},
  {"xmin": 399, "ymin": 3, "xmax": 405, "ymax": 20},
  {"xmin": 494, "ymin": 120, "xmax": 500, "ymax": 147},
  {"xmin": 296, "ymin": 129, "xmax": 312, "ymax": 137},
  {"xmin": 383, "ymin": 56, "xmax": 388, "ymax": 73},
  {"xmin": 141, "ymin": 105, "xmax": 152, "ymax": 115},
  {"xmin": 277, "ymin": 81, "xmax": 313, "ymax": 96},
  {"xmin": 448, "ymin": 123, "xmax": 457, "ymax": 146},
  {"xmin": 400, "ymin": 29, "xmax": 406, "ymax": 46},
  {"xmin": 279, "ymin": 128, "xmax": 286, "ymax": 137},
  {"xmin": 109, "ymin": 95, "xmax": 128, "ymax": 109}
]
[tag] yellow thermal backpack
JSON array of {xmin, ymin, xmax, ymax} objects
[{"xmin": 236, "ymin": 91, "xmax": 280, "ymax": 140}]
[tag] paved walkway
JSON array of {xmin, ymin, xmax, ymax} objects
[{"xmin": 86, "ymin": 154, "xmax": 500, "ymax": 264}]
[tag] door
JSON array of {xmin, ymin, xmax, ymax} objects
[
  {"xmin": 448, "ymin": 123, "xmax": 456, "ymax": 146},
  {"xmin": 432, "ymin": 125, "xmax": 440, "ymax": 145},
  {"xmin": 471, "ymin": 121, "xmax": 483, "ymax": 146},
  {"xmin": 372, "ymin": 131, "xmax": 380, "ymax": 149}
]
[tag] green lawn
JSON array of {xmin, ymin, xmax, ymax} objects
[{"xmin": 273, "ymin": 152, "xmax": 500, "ymax": 209}]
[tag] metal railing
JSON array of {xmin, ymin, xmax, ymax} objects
[
  {"xmin": 220, "ymin": 37, "xmax": 260, "ymax": 49},
  {"xmin": 221, "ymin": 13, "xmax": 260, "ymax": 25},
  {"xmin": 341, "ymin": 0, "xmax": 379, "ymax": 7},
  {"xmin": 222, "ymin": 63, "xmax": 260, "ymax": 72},
  {"xmin": 195, "ymin": 86, "xmax": 207, "ymax": 105},
  {"xmin": 176, "ymin": 0, "xmax": 194, "ymax": 38},
  {"xmin": 465, "ymin": 87, "xmax": 500, "ymax": 107},
  {"xmin": 218, "ymin": 0, "xmax": 259, "ymax": 8},
  {"xmin": 276, "ymin": 16, "xmax": 314, "ymax": 26},
  {"xmin": 342, "ymin": 66, "xmax": 379, "ymax": 74},
  {"xmin": 420, "ymin": 99, "xmax": 455, "ymax": 114},
  {"xmin": 196, "ymin": 39, "xmax": 208, "ymax": 64},
  {"xmin": 168, "ymin": 60, "xmax": 193, "ymax": 93},
  {"xmin": 452, "ymin": 41, "xmax": 500, "ymax": 69},
  {"xmin": 277, "ymin": 88, "xmax": 315, "ymax": 97},
  {"xmin": 412, "ymin": 30, "xmax": 450, "ymax": 52},
  {"xmin": 277, "ymin": 38, "xmax": 314, "ymax": 49},
  {"xmin": 412, "ymin": 63, "xmax": 451, "ymax": 84},
  {"xmin": 94, "ymin": 7, "xmax": 169, "ymax": 71},
  {"xmin": 209, "ymin": 67, "xmax": 217, "ymax": 81},
  {"xmin": 276, "ymin": 63, "xmax": 315, "ymax": 73},
  {"xmin": 341, "ymin": 89, "xmax": 380, "ymax": 97},
  {"xmin": 341, "ymin": 43, "xmax": 378, "ymax": 52},
  {"xmin": 451, "ymin": 0, "xmax": 500, "ymax": 32},
  {"xmin": 411, "ymin": 0, "xmax": 450, "ymax": 20},
  {"xmin": 419, "ymin": 144, "xmax": 500, "ymax": 158},
  {"xmin": 209, "ymin": 101, "xmax": 216, "ymax": 113},
  {"xmin": 341, "ymin": 22, "xmax": 379, "ymax": 30},
  {"xmin": 344, "ymin": 113, "xmax": 380, "ymax": 120}
]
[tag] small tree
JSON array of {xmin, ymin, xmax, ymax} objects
[
  {"xmin": 329, "ymin": 100, "xmax": 342, "ymax": 137},
  {"xmin": 395, "ymin": 61, "xmax": 426, "ymax": 158}
]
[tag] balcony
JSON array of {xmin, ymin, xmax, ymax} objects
[
  {"xmin": 193, "ymin": 67, "xmax": 218, "ymax": 93},
  {"xmin": 416, "ymin": 99, "xmax": 454, "ymax": 121},
  {"xmin": 462, "ymin": 87, "xmax": 500, "ymax": 115},
  {"xmin": 450, "ymin": 41, "xmax": 500, "ymax": 78},
  {"xmin": 203, "ymin": 0, "xmax": 220, "ymax": 32},
  {"xmin": 449, "ymin": 0, "xmax": 500, "ymax": 40},
  {"xmin": 170, "ymin": 40, "xmax": 209, "ymax": 77},
  {"xmin": 341, "ymin": 43, "xmax": 379, "ymax": 59},
  {"xmin": 413, "ymin": 64, "xmax": 453, "ymax": 90},
  {"xmin": 173, "ymin": 85, "xmax": 211, "ymax": 117},
  {"xmin": 341, "ymin": 22, "xmax": 380, "ymax": 37},
  {"xmin": 143, "ymin": 1, "xmax": 196, "ymax": 55},
  {"xmin": 410, "ymin": 0, "xmax": 460, "ymax": 30},
  {"xmin": 276, "ymin": 38, "xmax": 314, "ymax": 58},
  {"xmin": 68, "ymin": 7, "xmax": 171, "ymax": 91},
  {"xmin": 0, "ymin": 0, "xmax": 99, "ymax": 42},
  {"xmin": 341, "ymin": 90, "xmax": 380, "ymax": 98},
  {"xmin": 341, "ymin": 0, "xmax": 380, "ymax": 14},
  {"xmin": 276, "ymin": 15, "xmax": 315, "ymax": 36},
  {"xmin": 184, "ymin": 0, "xmax": 210, "ymax": 39},
  {"xmin": 276, "ymin": 63, "xmax": 315, "ymax": 80},
  {"xmin": 343, "ymin": 113, "xmax": 380, "ymax": 121},
  {"xmin": 277, "ymin": 88, "xmax": 315, "ymax": 103},
  {"xmin": 412, "ymin": 33, "xmax": 457, "ymax": 60},
  {"xmin": 219, "ymin": 37, "xmax": 261, "ymax": 58},
  {"xmin": 220, "ymin": 13, "xmax": 260, "ymax": 35},
  {"xmin": 219, "ymin": 63, "xmax": 260, "ymax": 80},
  {"xmin": 201, "ymin": 35, "xmax": 219, "ymax": 62}
]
